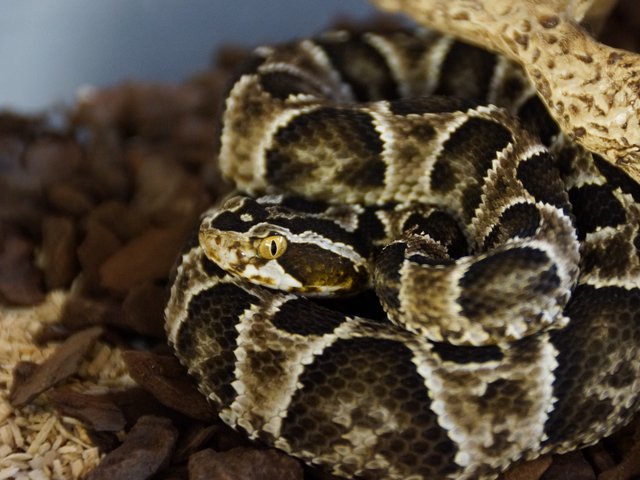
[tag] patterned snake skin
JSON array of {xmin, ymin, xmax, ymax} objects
[{"xmin": 165, "ymin": 30, "xmax": 640, "ymax": 479}]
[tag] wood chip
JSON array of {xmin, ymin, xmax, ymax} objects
[
  {"xmin": 99, "ymin": 226, "xmax": 189, "ymax": 293},
  {"xmin": 502, "ymin": 455, "xmax": 553, "ymax": 480},
  {"xmin": 9, "ymin": 362, "xmax": 39, "ymax": 397},
  {"xmin": 85, "ymin": 415, "xmax": 177, "ymax": 480},
  {"xmin": 121, "ymin": 283, "xmax": 168, "ymax": 338},
  {"xmin": 154, "ymin": 466, "xmax": 189, "ymax": 480},
  {"xmin": 77, "ymin": 220, "xmax": 122, "ymax": 291},
  {"xmin": 122, "ymin": 351, "xmax": 216, "ymax": 422},
  {"xmin": 9, "ymin": 326, "xmax": 103, "ymax": 406},
  {"xmin": 188, "ymin": 447, "xmax": 304, "ymax": 480},
  {"xmin": 60, "ymin": 296, "xmax": 121, "ymax": 331},
  {"xmin": 0, "ymin": 235, "xmax": 44, "ymax": 306},
  {"xmin": 585, "ymin": 443, "xmax": 616, "ymax": 473},
  {"xmin": 104, "ymin": 387, "xmax": 182, "ymax": 429},
  {"xmin": 46, "ymin": 182, "xmax": 95, "ymax": 217},
  {"xmin": 85, "ymin": 431, "xmax": 119, "ymax": 454},
  {"xmin": 128, "ymin": 154, "xmax": 210, "ymax": 227},
  {"xmin": 23, "ymin": 139, "xmax": 82, "ymax": 186},
  {"xmin": 172, "ymin": 424, "xmax": 222, "ymax": 463},
  {"xmin": 598, "ymin": 420, "xmax": 640, "ymax": 479},
  {"xmin": 86, "ymin": 201, "xmax": 149, "ymax": 242},
  {"xmin": 39, "ymin": 215, "xmax": 78, "ymax": 289},
  {"xmin": 540, "ymin": 451, "xmax": 595, "ymax": 479},
  {"xmin": 48, "ymin": 388, "xmax": 126, "ymax": 432}
]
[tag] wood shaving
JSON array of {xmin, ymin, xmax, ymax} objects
[{"xmin": 0, "ymin": 292, "xmax": 134, "ymax": 479}]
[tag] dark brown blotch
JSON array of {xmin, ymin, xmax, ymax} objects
[
  {"xmin": 434, "ymin": 42, "xmax": 498, "ymax": 102},
  {"xmin": 431, "ymin": 342, "xmax": 503, "ymax": 364},
  {"xmin": 210, "ymin": 198, "xmax": 269, "ymax": 233},
  {"xmin": 517, "ymin": 96, "xmax": 559, "ymax": 144},
  {"xmin": 539, "ymin": 15, "xmax": 559, "ymax": 29},
  {"xmin": 458, "ymin": 247, "xmax": 558, "ymax": 321},
  {"xmin": 594, "ymin": 154, "xmax": 640, "ymax": 203},
  {"xmin": 374, "ymin": 242, "xmax": 406, "ymax": 315},
  {"xmin": 389, "ymin": 96, "xmax": 474, "ymax": 116},
  {"xmin": 315, "ymin": 35, "xmax": 398, "ymax": 101},
  {"xmin": 403, "ymin": 210, "xmax": 468, "ymax": 259},
  {"xmin": 516, "ymin": 152, "xmax": 569, "ymax": 212},
  {"xmin": 568, "ymin": 184, "xmax": 626, "ymax": 240},
  {"xmin": 266, "ymin": 107, "xmax": 386, "ymax": 191},
  {"xmin": 271, "ymin": 298, "xmax": 347, "ymax": 336},
  {"xmin": 259, "ymin": 71, "xmax": 326, "ymax": 100},
  {"xmin": 179, "ymin": 283, "xmax": 258, "ymax": 406},
  {"xmin": 355, "ymin": 206, "xmax": 388, "ymax": 245},
  {"xmin": 483, "ymin": 202, "xmax": 541, "ymax": 250},
  {"xmin": 581, "ymin": 231, "xmax": 632, "ymax": 279},
  {"xmin": 431, "ymin": 117, "xmax": 513, "ymax": 203}
]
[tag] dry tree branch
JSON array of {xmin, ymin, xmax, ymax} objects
[{"xmin": 370, "ymin": 0, "xmax": 640, "ymax": 182}]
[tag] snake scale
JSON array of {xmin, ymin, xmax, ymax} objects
[{"xmin": 165, "ymin": 29, "xmax": 640, "ymax": 479}]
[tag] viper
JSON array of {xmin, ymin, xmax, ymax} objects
[{"xmin": 165, "ymin": 29, "xmax": 640, "ymax": 479}]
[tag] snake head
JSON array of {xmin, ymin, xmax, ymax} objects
[{"xmin": 198, "ymin": 194, "xmax": 370, "ymax": 296}]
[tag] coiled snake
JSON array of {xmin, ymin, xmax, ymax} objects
[{"xmin": 164, "ymin": 29, "xmax": 640, "ymax": 479}]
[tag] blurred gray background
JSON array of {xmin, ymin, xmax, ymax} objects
[{"xmin": 0, "ymin": 0, "xmax": 382, "ymax": 112}]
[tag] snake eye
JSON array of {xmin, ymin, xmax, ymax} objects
[{"xmin": 258, "ymin": 235, "xmax": 287, "ymax": 259}]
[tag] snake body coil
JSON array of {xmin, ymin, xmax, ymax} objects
[{"xmin": 165, "ymin": 30, "xmax": 640, "ymax": 479}]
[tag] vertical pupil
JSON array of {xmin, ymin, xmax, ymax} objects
[{"xmin": 270, "ymin": 240, "xmax": 277, "ymax": 256}]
